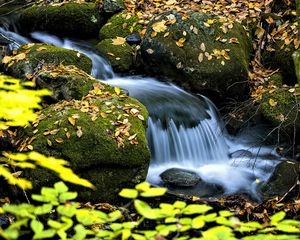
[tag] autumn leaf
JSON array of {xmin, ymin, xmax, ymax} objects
[
  {"xmin": 176, "ymin": 38, "xmax": 186, "ymax": 47},
  {"xmin": 198, "ymin": 53, "xmax": 204, "ymax": 63},
  {"xmin": 268, "ymin": 98, "xmax": 278, "ymax": 107},
  {"xmin": 111, "ymin": 37, "xmax": 126, "ymax": 45},
  {"xmin": 2, "ymin": 56, "xmax": 12, "ymax": 64},
  {"xmin": 152, "ymin": 20, "xmax": 167, "ymax": 32},
  {"xmin": 37, "ymin": 47, "xmax": 47, "ymax": 51},
  {"xmin": 68, "ymin": 117, "xmax": 76, "ymax": 126},
  {"xmin": 114, "ymin": 87, "xmax": 121, "ymax": 95}
]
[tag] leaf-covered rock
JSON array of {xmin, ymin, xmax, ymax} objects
[
  {"xmin": 2, "ymin": 43, "xmax": 92, "ymax": 79},
  {"xmin": 99, "ymin": 12, "xmax": 142, "ymax": 40},
  {"xmin": 96, "ymin": 38, "xmax": 134, "ymax": 72},
  {"xmin": 19, "ymin": 3, "xmax": 103, "ymax": 38},
  {"xmin": 141, "ymin": 11, "xmax": 252, "ymax": 101},
  {"xmin": 19, "ymin": 82, "xmax": 150, "ymax": 202}
]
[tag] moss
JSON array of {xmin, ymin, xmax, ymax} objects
[
  {"xmin": 96, "ymin": 39, "xmax": 134, "ymax": 72},
  {"xmin": 260, "ymin": 88, "xmax": 300, "ymax": 138},
  {"xmin": 99, "ymin": 12, "xmax": 143, "ymax": 40},
  {"xmin": 141, "ymin": 11, "xmax": 252, "ymax": 100},
  {"xmin": 19, "ymin": 3, "xmax": 103, "ymax": 38},
  {"xmin": 293, "ymin": 50, "xmax": 300, "ymax": 85},
  {"xmin": 4, "ymin": 43, "xmax": 92, "ymax": 78},
  {"xmin": 20, "ymin": 84, "xmax": 150, "ymax": 202},
  {"xmin": 36, "ymin": 65, "xmax": 97, "ymax": 102}
]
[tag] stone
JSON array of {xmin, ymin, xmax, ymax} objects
[
  {"xmin": 19, "ymin": 3, "xmax": 103, "ymax": 38},
  {"xmin": 96, "ymin": 39, "xmax": 134, "ymax": 72},
  {"xmin": 126, "ymin": 33, "xmax": 142, "ymax": 45},
  {"xmin": 2, "ymin": 43, "xmax": 92, "ymax": 79},
  {"xmin": 230, "ymin": 150, "xmax": 253, "ymax": 159},
  {"xmin": 141, "ymin": 11, "xmax": 252, "ymax": 101},
  {"xmin": 99, "ymin": 12, "xmax": 143, "ymax": 40},
  {"xmin": 19, "ymin": 82, "xmax": 151, "ymax": 202},
  {"xmin": 257, "ymin": 160, "xmax": 299, "ymax": 200},
  {"xmin": 160, "ymin": 168, "xmax": 201, "ymax": 187},
  {"xmin": 102, "ymin": 0, "xmax": 125, "ymax": 14}
]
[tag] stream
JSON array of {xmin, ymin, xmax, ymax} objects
[{"xmin": 0, "ymin": 26, "xmax": 283, "ymax": 200}]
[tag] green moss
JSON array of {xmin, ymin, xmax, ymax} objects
[
  {"xmin": 293, "ymin": 50, "xmax": 300, "ymax": 85},
  {"xmin": 99, "ymin": 12, "xmax": 143, "ymax": 40},
  {"xmin": 19, "ymin": 3, "xmax": 103, "ymax": 38},
  {"xmin": 20, "ymin": 85, "xmax": 150, "ymax": 202},
  {"xmin": 141, "ymin": 11, "xmax": 252, "ymax": 100},
  {"xmin": 5, "ymin": 43, "xmax": 92, "ymax": 78},
  {"xmin": 260, "ymin": 88, "xmax": 300, "ymax": 134},
  {"xmin": 96, "ymin": 39, "xmax": 134, "ymax": 72}
]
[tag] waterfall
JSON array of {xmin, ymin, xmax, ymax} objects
[{"xmin": 0, "ymin": 29, "xmax": 281, "ymax": 197}]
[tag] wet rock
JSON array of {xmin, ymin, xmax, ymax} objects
[
  {"xmin": 126, "ymin": 33, "xmax": 142, "ymax": 45},
  {"xmin": 2, "ymin": 43, "xmax": 92, "ymax": 79},
  {"xmin": 102, "ymin": 0, "xmax": 125, "ymax": 14},
  {"xmin": 141, "ymin": 11, "xmax": 252, "ymax": 101},
  {"xmin": 230, "ymin": 150, "xmax": 253, "ymax": 159},
  {"xmin": 19, "ymin": 3, "xmax": 103, "ymax": 38},
  {"xmin": 19, "ymin": 82, "xmax": 150, "ymax": 203},
  {"xmin": 96, "ymin": 39, "xmax": 134, "ymax": 72},
  {"xmin": 257, "ymin": 160, "xmax": 299, "ymax": 200},
  {"xmin": 160, "ymin": 168, "xmax": 201, "ymax": 187},
  {"xmin": 99, "ymin": 12, "xmax": 143, "ymax": 40}
]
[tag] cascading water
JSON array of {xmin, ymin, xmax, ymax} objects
[{"xmin": 0, "ymin": 28, "xmax": 282, "ymax": 199}]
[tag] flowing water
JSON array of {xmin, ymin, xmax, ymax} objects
[{"xmin": 0, "ymin": 26, "xmax": 282, "ymax": 199}]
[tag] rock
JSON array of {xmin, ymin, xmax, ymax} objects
[
  {"xmin": 259, "ymin": 88, "xmax": 300, "ymax": 145},
  {"xmin": 160, "ymin": 168, "xmax": 201, "ymax": 187},
  {"xmin": 102, "ymin": 0, "xmax": 125, "ymax": 14},
  {"xmin": 19, "ymin": 82, "xmax": 150, "ymax": 202},
  {"xmin": 99, "ymin": 12, "xmax": 143, "ymax": 40},
  {"xmin": 126, "ymin": 33, "xmax": 142, "ymax": 45},
  {"xmin": 19, "ymin": 3, "xmax": 103, "ymax": 38},
  {"xmin": 35, "ymin": 65, "xmax": 97, "ymax": 102},
  {"xmin": 141, "ymin": 11, "xmax": 252, "ymax": 101},
  {"xmin": 257, "ymin": 160, "xmax": 299, "ymax": 200},
  {"xmin": 96, "ymin": 39, "xmax": 134, "ymax": 72},
  {"xmin": 2, "ymin": 43, "xmax": 92, "ymax": 79}
]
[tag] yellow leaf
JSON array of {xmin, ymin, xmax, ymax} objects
[
  {"xmin": 152, "ymin": 20, "xmax": 167, "ymax": 32},
  {"xmin": 14, "ymin": 53, "xmax": 26, "ymax": 61},
  {"xmin": 55, "ymin": 138, "xmax": 64, "ymax": 143},
  {"xmin": 198, "ymin": 53, "xmax": 204, "ymax": 63},
  {"xmin": 176, "ymin": 38, "xmax": 186, "ymax": 47},
  {"xmin": 114, "ymin": 87, "xmax": 121, "ymax": 95},
  {"xmin": 47, "ymin": 139, "xmax": 52, "ymax": 146},
  {"xmin": 207, "ymin": 19, "xmax": 215, "ymax": 25},
  {"xmin": 37, "ymin": 47, "xmax": 47, "ymax": 51},
  {"xmin": 2, "ymin": 56, "xmax": 12, "ymax": 64},
  {"xmin": 111, "ymin": 37, "xmax": 126, "ymax": 45},
  {"xmin": 269, "ymin": 98, "xmax": 277, "ymax": 107},
  {"xmin": 68, "ymin": 117, "xmax": 76, "ymax": 126},
  {"xmin": 146, "ymin": 48, "xmax": 154, "ymax": 54},
  {"xmin": 200, "ymin": 43, "xmax": 206, "ymax": 52}
]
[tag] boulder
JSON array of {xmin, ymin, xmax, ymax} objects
[
  {"xmin": 141, "ymin": 11, "xmax": 252, "ymax": 101},
  {"xmin": 257, "ymin": 160, "xmax": 299, "ymax": 200},
  {"xmin": 19, "ymin": 82, "xmax": 151, "ymax": 202},
  {"xmin": 96, "ymin": 39, "xmax": 134, "ymax": 72},
  {"xmin": 19, "ymin": 3, "xmax": 103, "ymax": 38},
  {"xmin": 101, "ymin": 0, "xmax": 125, "ymax": 14},
  {"xmin": 259, "ymin": 87, "xmax": 300, "ymax": 145},
  {"xmin": 35, "ymin": 64, "xmax": 97, "ymax": 102},
  {"xmin": 2, "ymin": 43, "xmax": 92, "ymax": 78},
  {"xmin": 160, "ymin": 168, "xmax": 201, "ymax": 187},
  {"xmin": 99, "ymin": 12, "xmax": 143, "ymax": 40}
]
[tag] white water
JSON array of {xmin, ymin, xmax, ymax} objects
[{"xmin": 0, "ymin": 28, "xmax": 281, "ymax": 198}]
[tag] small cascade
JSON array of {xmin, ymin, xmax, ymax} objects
[
  {"xmin": 0, "ymin": 28, "xmax": 281, "ymax": 198},
  {"xmin": 30, "ymin": 32, "xmax": 114, "ymax": 80}
]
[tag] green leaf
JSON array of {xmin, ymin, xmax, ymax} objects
[
  {"xmin": 182, "ymin": 204, "xmax": 212, "ymax": 215},
  {"xmin": 132, "ymin": 233, "xmax": 147, "ymax": 240},
  {"xmin": 33, "ymin": 229, "xmax": 56, "ymax": 239},
  {"xmin": 140, "ymin": 187, "xmax": 167, "ymax": 197},
  {"xmin": 219, "ymin": 210, "xmax": 234, "ymax": 217},
  {"xmin": 54, "ymin": 181, "xmax": 69, "ymax": 193},
  {"xmin": 30, "ymin": 219, "xmax": 44, "ymax": 234},
  {"xmin": 201, "ymin": 226, "xmax": 234, "ymax": 240},
  {"xmin": 173, "ymin": 201, "xmax": 187, "ymax": 209},
  {"xmin": 73, "ymin": 224, "xmax": 87, "ymax": 240},
  {"xmin": 34, "ymin": 204, "xmax": 53, "ymax": 215},
  {"xmin": 59, "ymin": 192, "xmax": 78, "ymax": 203},
  {"xmin": 122, "ymin": 222, "xmax": 138, "ymax": 229},
  {"xmin": 119, "ymin": 189, "xmax": 138, "ymax": 199},
  {"xmin": 192, "ymin": 216, "xmax": 205, "ymax": 229},
  {"xmin": 108, "ymin": 210, "xmax": 122, "ymax": 222},
  {"xmin": 179, "ymin": 217, "xmax": 192, "ymax": 225},
  {"xmin": 47, "ymin": 220, "xmax": 63, "ymax": 229},
  {"xmin": 135, "ymin": 182, "xmax": 151, "ymax": 192},
  {"xmin": 270, "ymin": 212, "xmax": 286, "ymax": 225},
  {"xmin": 110, "ymin": 223, "xmax": 123, "ymax": 231},
  {"xmin": 134, "ymin": 200, "xmax": 159, "ymax": 220},
  {"xmin": 276, "ymin": 223, "xmax": 300, "ymax": 233},
  {"xmin": 122, "ymin": 229, "xmax": 131, "ymax": 240},
  {"xmin": 57, "ymin": 205, "xmax": 77, "ymax": 218}
]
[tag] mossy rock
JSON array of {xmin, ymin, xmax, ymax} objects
[
  {"xmin": 99, "ymin": 12, "xmax": 143, "ymax": 40},
  {"xmin": 96, "ymin": 39, "xmax": 134, "ymax": 72},
  {"xmin": 141, "ymin": 11, "xmax": 252, "ymax": 101},
  {"xmin": 2, "ymin": 43, "xmax": 92, "ymax": 78},
  {"xmin": 19, "ymin": 83, "xmax": 150, "ymax": 202},
  {"xmin": 19, "ymin": 3, "xmax": 103, "ymax": 38},
  {"xmin": 36, "ymin": 65, "xmax": 98, "ymax": 102},
  {"xmin": 260, "ymin": 87, "xmax": 300, "ymax": 144},
  {"xmin": 257, "ymin": 160, "xmax": 299, "ymax": 200},
  {"xmin": 102, "ymin": 0, "xmax": 125, "ymax": 14}
]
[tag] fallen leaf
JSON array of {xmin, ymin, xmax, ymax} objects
[
  {"xmin": 111, "ymin": 37, "xmax": 126, "ymax": 45},
  {"xmin": 269, "ymin": 98, "xmax": 278, "ymax": 107}
]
